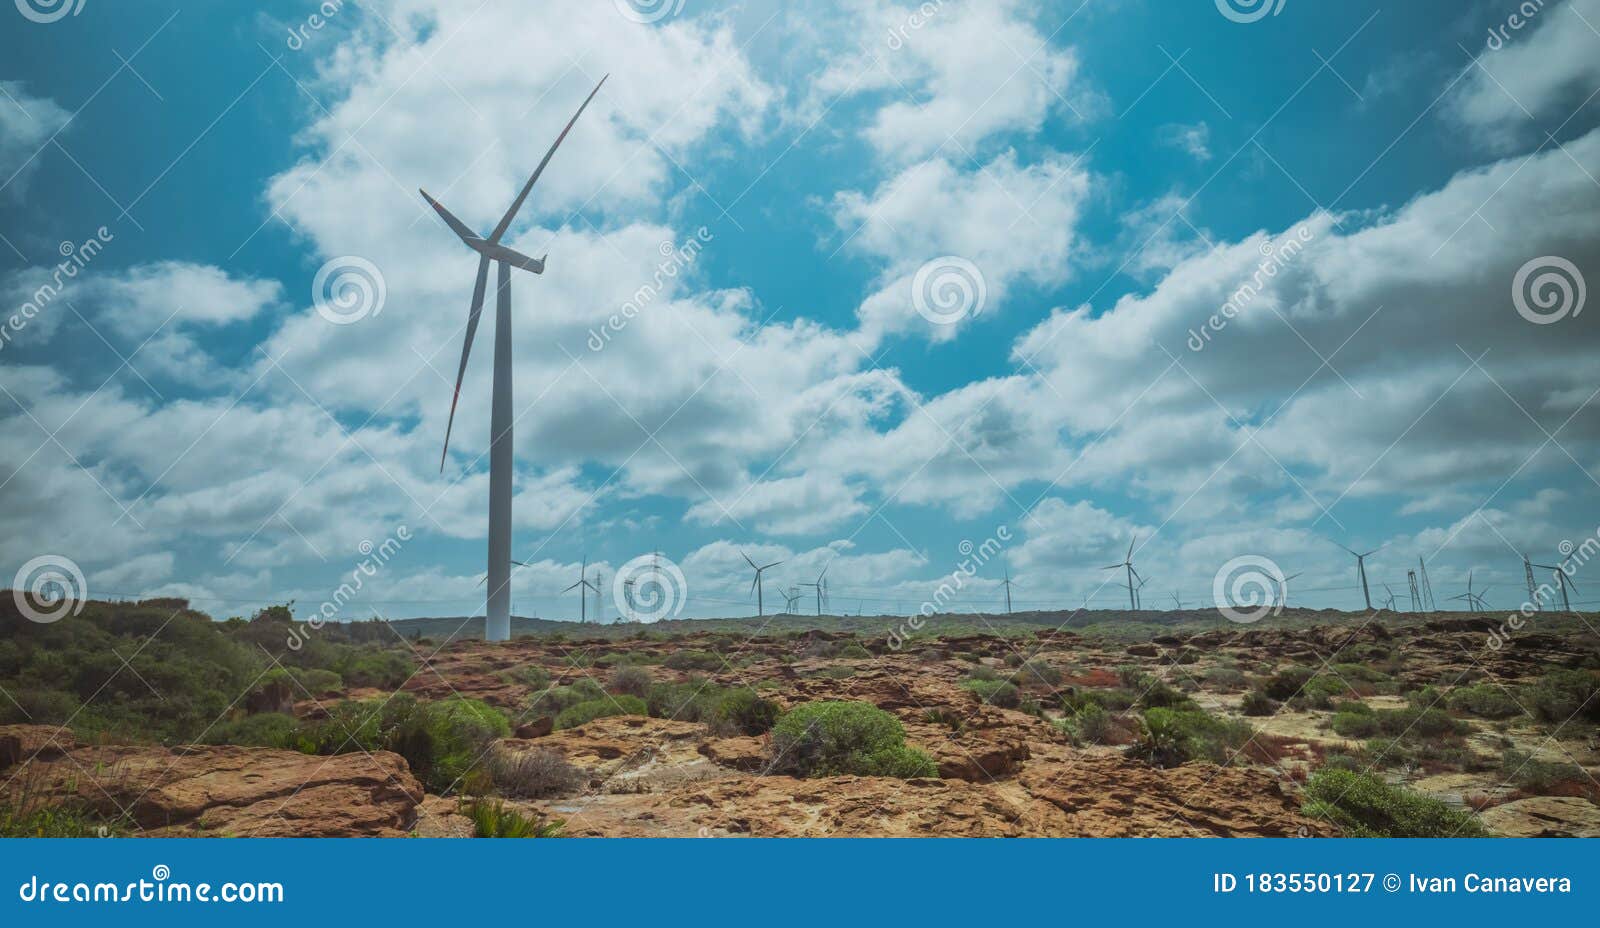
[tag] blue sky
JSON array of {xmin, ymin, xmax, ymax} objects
[{"xmin": 2, "ymin": 0, "xmax": 1598, "ymax": 623}]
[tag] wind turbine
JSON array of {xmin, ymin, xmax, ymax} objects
[
  {"xmin": 1170, "ymin": 592, "xmax": 1186, "ymax": 610},
  {"xmin": 1277, "ymin": 571, "xmax": 1303, "ymax": 608},
  {"xmin": 782, "ymin": 587, "xmax": 802, "ymax": 614},
  {"xmin": 1332, "ymin": 541, "xmax": 1383, "ymax": 611},
  {"xmin": 1001, "ymin": 565, "xmax": 1015, "ymax": 614},
  {"xmin": 476, "ymin": 558, "xmax": 528, "ymax": 585},
  {"xmin": 1530, "ymin": 560, "xmax": 1576, "ymax": 612},
  {"xmin": 563, "ymin": 556, "xmax": 599, "ymax": 624},
  {"xmin": 421, "ymin": 75, "xmax": 609, "ymax": 642},
  {"xmin": 1102, "ymin": 537, "xmax": 1142, "ymax": 611},
  {"xmin": 743, "ymin": 551, "xmax": 783, "ymax": 617},
  {"xmin": 801, "ymin": 566, "xmax": 827, "ymax": 615},
  {"xmin": 1449, "ymin": 571, "xmax": 1490, "ymax": 613},
  {"xmin": 1381, "ymin": 583, "xmax": 1397, "ymax": 611}
]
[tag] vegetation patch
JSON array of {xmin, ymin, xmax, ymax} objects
[
  {"xmin": 554, "ymin": 695, "xmax": 648, "ymax": 730},
  {"xmin": 1302, "ymin": 768, "xmax": 1489, "ymax": 837},
  {"xmin": 767, "ymin": 701, "xmax": 938, "ymax": 778}
]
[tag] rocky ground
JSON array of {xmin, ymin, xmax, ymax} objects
[{"xmin": 4, "ymin": 616, "xmax": 1597, "ymax": 837}]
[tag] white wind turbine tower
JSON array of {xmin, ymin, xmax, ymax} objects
[
  {"xmin": 420, "ymin": 75, "xmax": 608, "ymax": 642},
  {"xmin": 1102, "ymin": 536, "xmax": 1142, "ymax": 611},
  {"xmin": 563, "ymin": 556, "xmax": 599, "ymax": 624},
  {"xmin": 742, "ymin": 551, "xmax": 783, "ymax": 618},
  {"xmin": 1276, "ymin": 571, "xmax": 1303, "ymax": 608},
  {"xmin": 1331, "ymin": 541, "xmax": 1383, "ymax": 611},
  {"xmin": 1450, "ymin": 571, "xmax": 1490, "ymax": 613}
]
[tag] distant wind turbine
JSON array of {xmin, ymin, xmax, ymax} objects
[
  {"xmin": 1331, "ymin": 541, "xmax": 1383, "ymax": 611},
  {"xmin": 743, "ymin": 551, "xmax": 783, "ymax": 617},
  {"xmin": 420, "ymin": 75, "xmax": 609, "ymax": 642},
  {"xmin": 1102, "ymin": 537, "xmax": 1142, "ymax": 611},
  {"xmin": 1002, "ymin": 565, "xmax": 1015, "ymax": 614},
  {"xmin": 1529, "ymin": 559, "xmax": 1576, "ymax": 612},
  {"xmin": 1449, "ymin": 571, "xmax": 1490, "ymax": 613},
  {"xmin": 1277, "ymin": 571, "xmax": 1303, "ymax": 608},
  {"xmin": 563, "ymin": 556, "xmax": 600, "ymax": 623}
]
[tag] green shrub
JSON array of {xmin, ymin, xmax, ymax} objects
[
  {"xmin": 961, "ymin": 679, "xmax": 1020, "ymax": 709},
  {"xmin": 462, "ymin": 799, "xmax": 565, "ymax": 838},
  {"xmin": 1240, "ymin": 690, "xmax": 1277, "ymax": 716},
  {"xmin": 1204, "ymin": 666, "xmax": 1247, "ymax": 689},
  {"xmin": 204, "ymin": 712, "xmax": 298, "ymax": 747},
  {"xmin": 1522, "ymin": 670, "xmax": 1600, "ymax": 723},
  {"xmin": 1130, "ymin": 707, "xmax": 1254, "ymax": 767},
  {"xmin": 418, "ymin": 698, "xmax": 512, "ymax": 791},
  {"xmin": 1058, "ymin": 703, "xmax": 1113, "ymax": 745},
  {"xmin": 0, "ymin": 800, "xmax": 121, "ymax": 838},
  {"xmin": 1331, "ymin": 708, "xmax": 1379, "ymax": 738},
  {"xmin": 663, "ymin": 650, "xmax": 722, "ymax": 671},
  {"xmin": 336, "ymin": 648, "xmax": 413, "ymax": 688},
  {"xmin": 1261, "ymin": 666, "xmax": 1315, "ymax": 701},
  {"xmin": 836, "ymin": 643, "xmax": 872, "ymax": 660},
  {"xmin": 1448, "ymin": 684, "xmax": 1523, "ymax": 720},
  {"xmin": 708, "ymin": 688, "xmax": 779, "ymax": 736},
  {"xmin": 608, "ymin": 665, "xmax": 652, "ymax": 697},
  {"xmin": 527, "ymin": 679, "xmax": 605, "ymax": 716},
  {"xmin": 1498, "ymin": 749, "xmax": 1585, "ymax": 793},
  {"xmin": 966, "ymin": 664, "xmax": 1000, "ymax": 681},
  {"xmin": 1016, "ymin": 658, "xmax": 1062, "ymax": 687},
  {"xmin": 645, "ymin": 680, "xmax": 716, "ymax": 721},
  {"xmin": 554, "ymin": 695, "xmax": 647, "ymax": 730},
  {"xmin": 1302, "ymin": 768, "xmax": 1489, "ymax": 837},
  {"xmin": 768, "ymin": 701, "xmax": 938, "ymax": 778}
]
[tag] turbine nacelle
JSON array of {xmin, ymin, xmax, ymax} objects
[{"xmin": 419, "ymin": 189, "xmax": 547, "ymax": 275}]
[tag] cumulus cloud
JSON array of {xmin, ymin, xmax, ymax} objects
[{"xmin": 0, "ymin": 81, "xmax": 70, "ymax": 199}]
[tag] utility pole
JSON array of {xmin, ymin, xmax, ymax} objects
[
  {"xmin": 1418, "ymin": 557, "xmax": 1437, "ymax": 611},
  {"xmin": 1524, "ymin": 555, "xmax": 1540, "ymax": 612},
  {"xmin": 1407, "ymin": 569, "xmax": 1422, "ymax": 612}
]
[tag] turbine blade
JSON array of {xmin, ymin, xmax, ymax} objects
[
  {"xmin": 563, "ymin": 581, "xmax": 582, "ymax": 593},
  {"xmin": 476, "ymin": 241, "xmax": 546, "ymax": 275},
  {"xmin": 419, "ymin": 189, "xmax": 485, "ymax": 247},
  {"xmin": 1127, "ymin": 536, "xmax": 1136, "ymax": 560},
  {"xmin": 489, "ymin": 74, "xmax": 609, "ymax": 245},
  {"xmin": 439, "ymin": 254, "xmax": 492, "ymax": 472},
  {"xmin": 742, "ymin": 551, "xmax": 758, "ymax": 570},
  {"xmin": 1101, "ymin": 564, "xmax": 1122, "ymax": 571},
  {"xmin": 762, "ymin": 561, "xmax": 784, "ymax": 571}
]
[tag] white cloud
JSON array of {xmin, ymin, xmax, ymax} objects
[
  {"xmin": 0, "ymin": 81, "xmax": 70, "ymax": 199},
  {"xmin": 1450, "ymin": 0, "xmax": 1600, "ymax": 149}
]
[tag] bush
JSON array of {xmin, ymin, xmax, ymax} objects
[
  {"xmin": 768, "ymin": 701, "xmax": 938, "ymax": 779},
  {"xmin": 554, "ymin": 695, "xmax": 647, "ymax": 730},
  {"xmin": 1302, "ymin": 768, "xmax": 1489, "ymax": 837},
  {"xmin": 966, "ymin": 664, "xmax": 1000, "ymax": 681},
  {"xmin": 462, "ymin": 799, "xmax": 565, "ymax": 838},
  {"xmin": 663, "ymin": 650, "xmax": 722, "ymax": 671},
  {"xmin": 1240, "ymin": 690, "xmax": 1278, "ymax": 716},
  {"xmin": 961, "ymin": 679, "xmax": 1020, "ymax": 709},
  {"xmin": 1448, "ymin": 684, "xmax": 1523, "ymax": 720},
  {"xmin": 1498, "ymin": 749, "xmax": 1585, "ymax": 793},
  {"xmin": 489, "ymin": 747, "xmax": 583, "ymax": 798},
  {"xmin": 417, "ymin": 698, "xmax": 512, "ymax": 792},
  {"xmin": 836, "ymin": 643, "xmax": 872, "ymax": 660},
  {"xmin": 1331, "ymin": 708, "xmax": 1379, "ymax": 738},
  {"xmin": 1522, "ymin": 670, "xmax": 1600, "ymax": 723},
  {"xmin": 1058, "ymin": 703, "xmax": 1113, "ymax": 745},
  {"xmin": 204, "ymin": 712, "xmax": 298, "ymax": 747},
  {"xmin": 1204, "ymin": 666, "xmax": 1247, "ymax": 690},
  {"xmin": 1130, "ymin": 707, "xmax": 1254, "ymax": 767},
  {"xmin": 645, "ymin": 681, "xmax": 715, "ymax": 721},
  {"xmin": 1016, "ymin": 658, "xmax": 1062, "ymax": 687},
  {"xmin": 708, "ymin": 688, "xmax": 780, "ymax": 736},
  {"xmin": 527, "ymin": 679, "xmax": 606, "ymax": 716},
  {"xmin": 1261, "ymin": 666, "xmax": 1315, "ymax": 701},
  {"xmin": 608, "ymin": 665, "xmax": 652, "ymax": 698}
]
